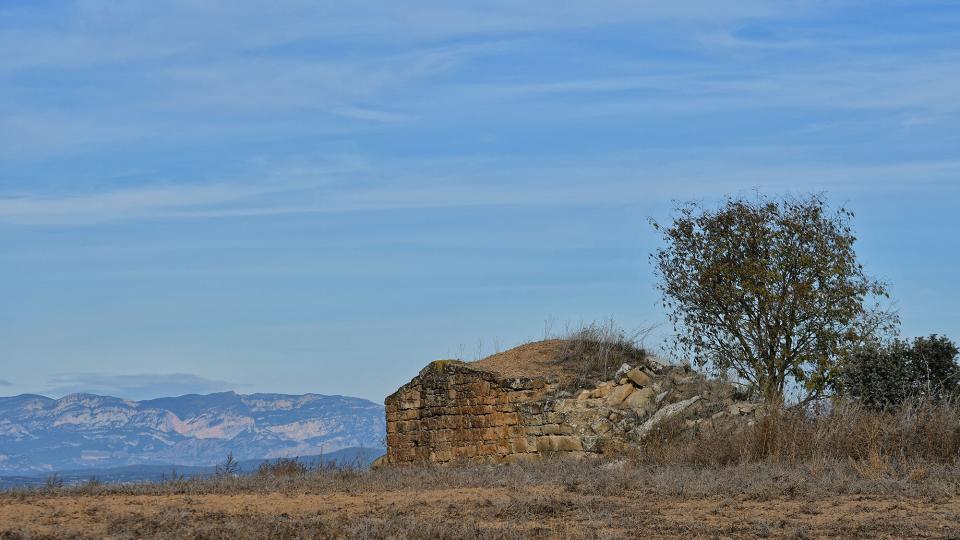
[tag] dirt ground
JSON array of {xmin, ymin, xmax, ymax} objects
[{"xmin": 2, "ymin": 484, "xmax": 958, "ymax": 539}]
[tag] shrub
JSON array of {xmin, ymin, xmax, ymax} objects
[
  {"xmin": 911, "ymin": 335, "xmax": 960, "ymax": 398},
  {"xmin": 257, "ymin": 457, "xmax": 308, "ymax": 477},
  {"xmin": 44, "ymin": 473, "xmax": 64, "ymax": 490},
  {"xmin": 215, "ymin": 451, "xmax": 242, "ymax": 477},
  {"xmin": 842, "ymin": 335, "xmax": 959, "ymax": 410}
]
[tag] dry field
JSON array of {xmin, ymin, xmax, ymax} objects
[
  {"xmin": 4, "ymin": 402, "xmax": 959, "ymax": 538},
  {"xmin": 2, "ymin": 458, "xmax": 959, "ymax": 539}
]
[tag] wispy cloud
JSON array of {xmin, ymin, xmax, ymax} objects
[
  {"xmin": 0, "ymin": 379, "xmax": 14, "ymax": 387},
  {"xmin": 475, "ymin": 53, "xmax": 960, "ymax": 118},
  {"xmin": 0, "ymin": 1, "xmax": 816, "ymax": 162},
  {"xmin": 0, "ymin": 1, "xmax": 801, "ymax": 72},
  {"xmin": 43, "ymin": 373, "xmax": 236, "ymax": 400},
  {"xmin": 3, "ymin": 154, "xmax": 957, "ymax": 226},
  {"xmin": 0, "ymin": 38, "xmax": 498, "ymax": 160},
  {"xmin": 0, "ymin": 183, "xmax": 277, "ymax": 225}
]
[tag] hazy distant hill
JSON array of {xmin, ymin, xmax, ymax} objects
[{"xmin": 0, "ymin": 391, "xmax": 385, "ymax": 474}]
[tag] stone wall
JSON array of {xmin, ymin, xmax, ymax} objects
[
  {"xmin": 384, "ymin": 344, "xmax": 760, "ymax": 466},
  {"xmin": 384, "ymin": 360, "xmax": 563, "ymax": 464}
]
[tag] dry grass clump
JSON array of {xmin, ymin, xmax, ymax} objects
[
  {"xmin": 256, "ymin": 457, "xmax": 309, "ymax": 478},
  {"xmin": 553, "ymin": 320, "xmax": 650, "ymax": 391},
  {"xmin": 640, "ymin": 399, "xmax": 960, "ymax": 470}
]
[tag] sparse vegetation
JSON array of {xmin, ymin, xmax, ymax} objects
[
  {"xmin": 3, "ymin": 446, "xmax": 959, "ymax": 539},
  {"xmin": 552, "ymin": 319, "xmax": 651, "ymax": 391},
  {"xmin": 256, "ymin": 457, "xmax": 309, "ymax": 478},
  {"xmin": 214, "ymin": 451, "xmax": 241, "ymax": 478},
  {"xmin": 44, "ymin": 473, "xmax": 64, "ymax": 490},
  {"xmin": 640, "ymin": 399, "xmax": 960, "ymax": 467}
]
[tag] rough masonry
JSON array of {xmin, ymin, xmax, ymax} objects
[{"xmin": 383, "ymin": 340, "xmax": 760, "ymax": 465}]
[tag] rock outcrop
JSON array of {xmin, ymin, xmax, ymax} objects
[{"xmin": 384, "ymin": 340, "xmax": 759, "ymax": 465}]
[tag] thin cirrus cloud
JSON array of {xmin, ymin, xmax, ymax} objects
[
  {"xmin": 2, "ymin": 156, "xmax": 958, "ymax": 226},
  {"xmin": 2, "ymin": 2, "xmax": 956, "ymax": 171},
  {"xmin": 0, "ymin": 1, "xmax": 800, "ymax": 69},
  {"xmin": 0, "ymin": 2, "xmax": 812, "ymax": 162},
  {"xmin": 0, "ymin": 41, "xmax": 493, "ymax": 161},
  {"xmin": 0, "ymin": 183, "xmax": 277, "ymax": 225},
  {"xmin": 42, "ymin": 373, "xmax": 236, "ymax": 401}
]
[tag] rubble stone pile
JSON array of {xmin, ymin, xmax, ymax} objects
[{"xmin": 383, "ymin": 340, "xmax": 761, "ymax": 465}]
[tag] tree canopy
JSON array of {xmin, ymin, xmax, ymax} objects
[{"xmin": 652, "ymin": 193, "xmax": 894, "ymax": 403}]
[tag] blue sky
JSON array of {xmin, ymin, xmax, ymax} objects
[{"xmin": 1, "ymin": 1, "xmax": 958, "ymax": 402}]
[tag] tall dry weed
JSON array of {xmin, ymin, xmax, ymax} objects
[
  {"xmin": 554, "ymin": 320, "xmax": 652, "ymax": 390},
  {"xmin": 639, "ymin": 399, "xmax": 960, "ymax": 468}
]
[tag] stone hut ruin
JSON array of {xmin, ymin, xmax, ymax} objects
[{"xmin": 383, "ymin": 340, "xmax": 760, "ymax": 465}]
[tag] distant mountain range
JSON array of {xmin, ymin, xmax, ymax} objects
[{"xmin": 0, "ymin": 391, "xmax": 385, "ymax": 475}]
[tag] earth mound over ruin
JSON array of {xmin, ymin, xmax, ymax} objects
[{"xmin": 383, "ymin": 340, "xmax": 760, "ymax": 465}]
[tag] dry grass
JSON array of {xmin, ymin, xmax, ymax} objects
[
  {"xmin": 4, "ymin": 456, "xmax": 958, "ymax": 502},
  {"xmin": 256, "ymin": 457, "xmax": 309, "ymax": 478},
  {"xmin": 641, "ymin": 400, "xmax": 960, "ymax": 469},
  {"xmin": 3, "ymin": 403, "xmax": 958, "ymax": 538},
  {"xmin": 465, "ymin": 322, "xmax": 651, "ymax": 390},
  {"xmin": 553, "ymin": 320, "xmax": 650, "ymax": 391},
  {"xmin": 1, "ymin": 458, "xmax": 958, "ymax": 539}
]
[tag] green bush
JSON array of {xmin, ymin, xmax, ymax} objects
[{"xmin": 842, "ymin": 335, "xmax": 959, "ymax": 410}]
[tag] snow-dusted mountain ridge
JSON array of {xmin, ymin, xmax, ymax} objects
[{"xmin": 0, "ymin": 391, "xmax": 385, "ymax": 474}]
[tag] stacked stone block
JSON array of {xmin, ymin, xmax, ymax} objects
[
  {"xmin": 385, "ymin": 360, "xmax": 557, "ymax": 464},
  {"xmin": 384, "ymin": 355, "xmax": 760, "ymax": 465}
]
